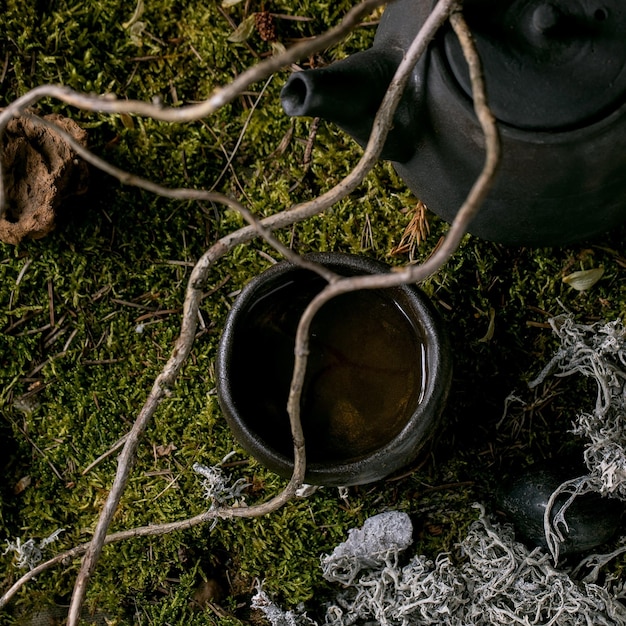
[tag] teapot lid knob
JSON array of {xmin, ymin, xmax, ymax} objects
[{"xmin": 531, "ymin": 3, "xmax": 560, "ymax": 31}]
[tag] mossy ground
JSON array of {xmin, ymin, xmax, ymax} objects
[{"xmin": 1, "ymin": 1, "xmax": 626, "ymax": 624}]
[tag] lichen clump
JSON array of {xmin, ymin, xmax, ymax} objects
[{"xmin": 254, "ymin": 508, "xmax": 626, "ymax": 625}]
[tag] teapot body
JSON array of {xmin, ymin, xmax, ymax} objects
[
  {"xmin": 281, "ymin": 0, "xmax": 626, "ymax": 246},
  {"xmin": 391, "ymin": 34, "xmax": 626, "ymax": 246}
]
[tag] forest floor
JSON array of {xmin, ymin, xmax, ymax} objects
[{"xmin": 2, "ymin": 1, "xmax": 626, "ymax": 624}]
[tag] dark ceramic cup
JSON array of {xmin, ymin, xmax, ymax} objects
[{"xmin": 216, "ymin": 252, "xmax": 452, "ymax": 486}]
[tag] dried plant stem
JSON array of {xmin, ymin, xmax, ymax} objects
[
  {"xmin": 0, "ymin": 1, "xmax": 499, "ymax": 619},
  {"xmin": 1, "ymin": 507, "xmax": 248, "ymax": 609},
  {"xmin": 3, "ymin": 465, "xmax": 335, "ymax": 609},
  {"xmin": 23, "ymin": 113, "xmax": 341, "ymax": 285},
  {"xmin": 62, "ymin": 2, "xmax": 460, "ymax": 621},
  {"xmin": 0, "ymin": 0, "xmax": 388, "ymax": 217},
  {"xmin": 287, "ymin": 8, "xmax": 500, "ymax": 443}
]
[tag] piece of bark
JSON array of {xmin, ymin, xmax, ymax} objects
[{"xmin": 0, "ymin": 113, "xmax": 89, "ymax": 245}]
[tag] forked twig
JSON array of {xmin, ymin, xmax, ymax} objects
[
  {"xmin": 0, "ymin": 1, "xmax": 503, "ymax": 620},
  {"xmin": 64, "ymin": 2, "xmax": 457, "ymax": 621},
  {"xmin": 21, "ymin": 113, "xmax": 341, "ymax": 285},
  {"xmin": 286, "ymin": 7, "xmax": 500, "ymax": 462},
  {"xmin": 0, "ymin": 0, "xmax": 388, "ymax": 218}
]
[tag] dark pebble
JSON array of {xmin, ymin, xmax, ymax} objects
[{"xmin": 497, "ymin": 466, "xmax": 624, "ymax": 557}]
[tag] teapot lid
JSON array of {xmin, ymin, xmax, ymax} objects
[{"xmin": 443, "ymin": 1, "xmax": 626, "ymax": 130}]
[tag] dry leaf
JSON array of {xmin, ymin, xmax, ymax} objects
[
  {"xmin": 155, "ymin": 442, "xmax": 177, "ymax": 457},
  {"xmin": 227, "ymin": 15, "xmax": 256, "ymax": 43},
  {"xmin": 222, "ymin": 0, "xmax": 244, "ymax": 6},
  {"xmin": 14, "ymin": 475, "xmax": 31, "ymax": 495},
  {"xmin": 562, "ymin": 267, "xmax": 605, "ymax": 291}
]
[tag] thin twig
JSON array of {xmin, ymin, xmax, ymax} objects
[
  {"xmin": 209, "ymin": 75, "xmax": 274, "ymax": 193},
  {"xmin": 62, "ymin": 4, "xmax": 408, "ymax": 621},
  {"xmin": 67, "ymin": 115, "xmax": 333, "ymax": 274},
  {"xmin": 0, "ymin": 2, "xmax": 502, "ymax": 619},
  {"xmin": 24, "ymin": 113, "xmax": 341, "ymax": 285},
  {"xmin": 0, "ymin": 0, "xmax": 388, "ymax": 217},
  {"xmin": 1, "ymin": 503, "xmax": 268, "ymax": 608},
  {"xmin": 3, "ymin": 2, "xmax": 457, "ymax": 618},
  {"xmin": 5, "ymin": 416, "xmax": 64, "ymax": 482},
  {"xmin": 286, "ymin": 6, "xmax": 500, "ymax": 460},
  {"xmin": 81, "ymin": 434, "xmax": 130, "ymax": 476}
]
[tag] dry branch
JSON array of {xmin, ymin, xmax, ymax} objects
[
  {"xmin": 0, "ymin": 0, "xmax": 388, "ymax": 218},
  {"xmin": 286, "ymin": 7, "xmax": 500, "ymax": 468},
  {"xmin": 0, "ymin": 0, "xmax": 505, "ymax": 621}
]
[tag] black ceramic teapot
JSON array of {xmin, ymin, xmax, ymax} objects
[{"xmin": 281, "ymin": 0, "xmax": 626, "ymax": 246}]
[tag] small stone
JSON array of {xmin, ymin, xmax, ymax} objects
[{"xmin": 498, "ymin": 466, "xmax": 624, "ymax": 557}]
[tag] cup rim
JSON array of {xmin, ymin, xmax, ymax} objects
[{"xmin": 216, "ymin": 252, "xmax": 452, "ymax": 485}]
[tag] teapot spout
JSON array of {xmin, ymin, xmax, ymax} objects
[{"xmin": 281, "ymin": 48, "xmax": 414, "ymax": 162}]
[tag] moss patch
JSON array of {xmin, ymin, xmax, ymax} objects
[{"xmin": 2, "ymin": 1, "xmax": 626, "ymax": 624}]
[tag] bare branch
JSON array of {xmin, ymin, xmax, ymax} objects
[
  {"xmin": 61, "ymin": 6, "xmax": 419, "ymax": 623},
  {"xmin": 0, "ymin": 2, "xmax": 503, "ymax": 620},
  {"xmin": 0, "ymin": 0, "xmax": 388, "ymax": 216},
  {"xmin": 1, "ymin": 487, "xmax": 318, "ymax": 608},
  {"xmin": 24, "ymin": 113, "xmax": 341, "ymax": 284},
  {"xmin": 287, "ymin": 7, "xmax": 500, "ymax": 457},
  {"xmin": 26, "ymin": 2, "xmax": 460, "ymax": 620}
]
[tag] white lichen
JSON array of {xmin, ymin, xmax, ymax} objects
[
  {"xmin": 193, "ymin": 458, "xmax": 249, "ymax": 508},
  {"xmin": 4, "ymin": 528, "xmax": 65, "ymax": 570},
  {"xmin": 252, "ymin": 315, "xmax": 626, "ymax": 624},
  {"xmin": 253, "ymin": 507, "xmax": 626, "ymax": 625},
  {"xmin": 252, "ymin": 586, "xmax": 315, "ymax": 626},
  {"xmin": 526, "ymin": 315, "xmax": 626, "ymax": 560},
  {"xmin": 321, "ymin": 511, "xmax": 413, "ymax": 586}
]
